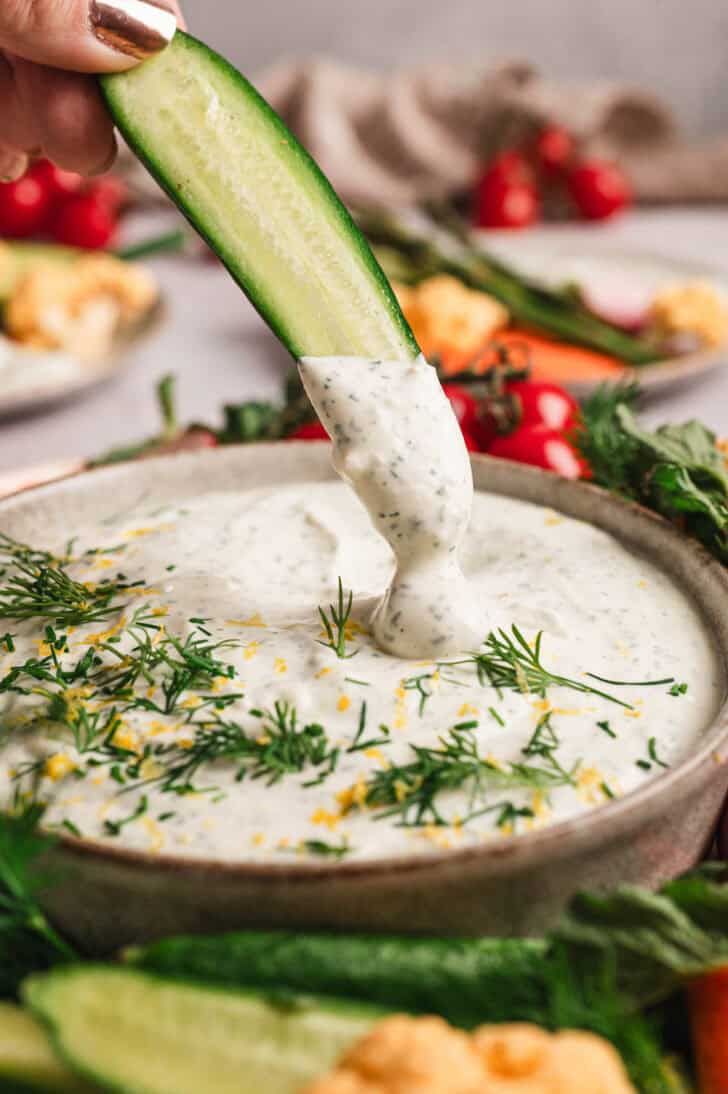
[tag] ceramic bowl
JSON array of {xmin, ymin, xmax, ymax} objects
[{"xmin": 3, "ymin": 444, "xmax": 727, "ymax": 951}]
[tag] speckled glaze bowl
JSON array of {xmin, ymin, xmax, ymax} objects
[{"xmin": 3, "ymin": 444, "xmax": 728, "ymax": 952}]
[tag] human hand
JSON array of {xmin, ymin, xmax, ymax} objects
[{"xmin": 0, "ymin": 0, "xmax": 184, "ymax": 180}]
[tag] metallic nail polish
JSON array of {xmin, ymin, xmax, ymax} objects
[{"xmin": 90, "ymin": 0, "xmax": 177, "ymax": 60}]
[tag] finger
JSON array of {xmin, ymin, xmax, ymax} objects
[
  {"xmin": 0, "ymin": 144, "xmax": 28, "ymax": 182},
  {"xmin": 0, "ymin": 0, "xmax": 180, "ymax": 75},
  {"xmin": 10, "ymin": 56, "xmax": 117, "ymax": 175}
]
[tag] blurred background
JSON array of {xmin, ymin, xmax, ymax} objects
[
  {"xmin": 1, "ymin": 0, "xmax": 728, "ymax": 490},
  {"xmin": 191, "ymin": 0, "xmax": 727, "ymax": 136}
]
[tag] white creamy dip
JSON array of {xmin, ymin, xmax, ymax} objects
[
  {"xmin": 299, "ymin": 355, "xmax": 481, "ymax": 658},
  {"xmin": 0, "ymin": 478, "xmax": 721, "ymax": 862},
  {"xmin": 0, "ymin": 353, "xmax": 722, "ymax": 862}
]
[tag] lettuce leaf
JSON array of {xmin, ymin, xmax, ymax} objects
[{"xmin": 577, "ymin": 386, "xmax": 728, "ymax": 563}]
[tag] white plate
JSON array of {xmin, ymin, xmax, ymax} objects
[
  {"xmin": 473, "ymin": 230, "xmax": 728, "ymax": 397},
  {"xmin": 0, "ymin": 296, "xmax": 165, "ymax": 419}
]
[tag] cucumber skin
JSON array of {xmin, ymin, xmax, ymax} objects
[
  {"xmin": 126, "ymin": 930, "xmax": 547, "ymax": 1030},
  {"xmin": 100, "ymin": 33, "xmax": 418, "ymax": 362}
]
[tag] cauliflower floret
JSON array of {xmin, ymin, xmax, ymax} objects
[
  {"xmin": 649, "ymin": 280, "xmax": 728, "ymax": 348},
  {"xmin": 393, "ymin": 275, "xmax": 509, "ymax": 366},
  {"xmin": 304, "ymin": 1017, "xmax": 636, "ymax": 1094},
  {"xmin": 305, "ymin": 1073, "xmax": 387, "ymax": 1094},
  {"xmin": 303, "ymin": 1015, "xmax": 485, "ymax": 1094},
  {"xmin": 473, "ymin": 1023, "xmax": 636, "ymax": 1092},
  {"xmin": 5, "ymin": 254, "xmax": 157, "ymax": 358}
]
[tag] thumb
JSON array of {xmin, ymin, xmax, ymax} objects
[{"xmin": 0, "ymin": 0, "xmax": 180, "ymax": 74}]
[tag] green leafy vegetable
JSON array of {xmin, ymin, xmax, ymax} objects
[
  {"xmin": 0, "ymin": 802, "xmax": 75, "ymax": 999},
  {"xmin": 578, "ymin": 385, "xmax": 728, "ymax": 564},
  {"xmin": 554, "ymin": 866, "xmax": 728, "ymax": 1010}
]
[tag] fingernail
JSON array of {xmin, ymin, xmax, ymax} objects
[{"xmin": 90, "ymin": 0, "xmax": 177, "ymax": 60}]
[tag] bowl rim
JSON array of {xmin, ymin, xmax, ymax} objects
[{"xmin": 3, "ymin": 443, "xmax": 728, "ymax": 882}]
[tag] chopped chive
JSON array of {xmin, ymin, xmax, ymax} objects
[
  {"xmin": 488, "ymin": 707, "xmax": 505, "ymax": 726},
  {"xmin": 597, "ymin": 720, "xmax": 617, "ymax": 739}
]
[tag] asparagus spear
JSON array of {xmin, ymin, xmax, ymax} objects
[{"xmin": 357, "ymin": 209, "xmax": 659, "ymax": 366}]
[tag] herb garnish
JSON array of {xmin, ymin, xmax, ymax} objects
[
  {"xmin": 0, "ymin": 534, "xmax": 141, "ymax": 628},
  {"xmin": 597, "ymin": 720, "xmax": 617, "ymax": 739},
  {"xmin": 138, "ymin": 703, "xmax": 340, "ymax": 797},
  {"xmin": 636, "ymin": 737, "xmax": 670, "ymax": 772},
  {"xmin": 318, "ymin": 578, "xmax": 358, "ymax": 659},
  {"xmin": 402, "ymin": 671, "xmax": 437, "ymax": 715},
  {"xmin": 104, "ymin": 795, "xmax": 149, "ymax": 837},
  {"xmin": 359, "ymin": 723, "xmax": 574, "ymax": 828},
  {"xmin": 521, "ymin": 713, "xmax": 577, "ymax": 784},
  {"xmin": 447, "ymin": 626, "xmax": 635, "ymax": 709},
  {"xmin": 299, "ymin": 839, "xmax": 352, "ymax": 860},
  {"xmin": 669, "ymin": 682, "xmax": 688, "ymax": 697},
  {"xmin": 347, "ymin": 702, "xmax": 390, "ymax": 753}
]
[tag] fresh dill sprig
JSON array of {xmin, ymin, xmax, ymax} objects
[
  {"xmin": 140, "ymin": 702, "xmax": 339, "ymax": 796},
  {"xmin": 585, "ymin": 672, "xmax": 674, "ymax": 687},
  {"xmin": 318, "ymin": 578, "xmax": 358, "ymax": 659},
  {"xmin": 347, "ymin": 701, "xmax": 390, "ymax": 753},
  {"xmin": 0, "ymin": 535, "xmax": 141, "ymax": 628},
  {"xmin": 402, "ymin": 671, "xmax": 437, "ymax": 716},
  {"xmin": 637, "ymin": 737, "xmax": 670, "ymax": 773},
  {"xmin": 299, "ymin": 839, "xmax": 352, "ymax": 860},
  {"xmin": 95, "ymin": 613, "xmax": 240, "ymax": 720},
  {"xmin": 521, "ymin": 713, "xmax": 577, "ymax": 784},
  {"xmin": 359, "ymin": 724, "xmax": 574, "ymax": 828},
  {"xmin": 104, "ymin": 795, "xmax": 149, "ymax": 837},
  {"xmin": 447, "ymin": 626, "xmax": 636, "ymax": 709}
]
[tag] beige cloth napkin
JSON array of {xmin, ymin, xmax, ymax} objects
[{"xmin": 119, "ymin": 58, "xmax": 728, "ymax": 208}]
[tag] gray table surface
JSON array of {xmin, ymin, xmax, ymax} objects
[{"xmin": 1, "ymin": 205, "xmax": 727, "ymax": 475}]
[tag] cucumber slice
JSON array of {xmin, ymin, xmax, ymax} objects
[
  {"xmin": 101, "ymin": 33, "xmax": 418, "ymax": 362},
  {"xmin": 24, "ymin": 967, "xmax": 381, "ymax": 1094},
  {"xmin": 127, "ymin": 929, "xmax": 547, "ymax": 1030},
  {"xmin": 0, "ymin": 1002, "xmax": 91, "ymax": 1093}
]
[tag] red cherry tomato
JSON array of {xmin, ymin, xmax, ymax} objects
[
  {"xmin": 442, "ymin": 383, "xmax": 479, "ymax": 435},
  {"xmin": 474, "ymin": 175, "xmax": 541, "ymax": 230},
  {"xmin": 567, "ymin": 160, "xmax": 632, "ymax": 221},
  {"xmin": 534, "ymin": 126, "xmax": 574, "ymax": 176},
  {"xmin": 506, "ymin": 381, "xmax": 579, "ymax": 433},
  {"xmin": 286, "ymin": 420, "xmax": 329, "ymax": 441},
  {"xmin": 487, "ymin": 425, "xmax": 587, "ymax": 479},
  {"xmin": 480, "ymin": 151, "xmax": 533, "ymax": 187},
  {"xmin": 28, "ymin": 159, "xmax": 83, "ymax": 201},
  {"xmin": 0, "ymin": 176, "xmax": 49, "ymax": 238},
  {"xmin": 50, "ymin": 194, "xmax": 117, "ymax": 250},
  {"xmin": 85, "ymin": 175, "xmax": 129, "ymax": 215}
]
